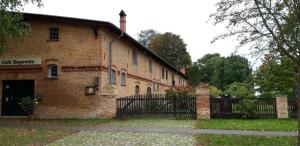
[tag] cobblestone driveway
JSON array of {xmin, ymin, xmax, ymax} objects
[
  {"xmin": 48, "ymin": 131, "xmax": 195, "ymax": 146},
  {"xmin": 47, "ymin": 119, "xmax": 196, "ymax": 146}
]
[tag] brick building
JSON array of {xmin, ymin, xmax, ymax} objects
[{"xmin": 0, "ymin": 11, "xmax": 187, "ymax": 118}]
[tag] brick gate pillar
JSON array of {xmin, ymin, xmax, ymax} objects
[
  {"xmin": 99, "ymin": 84, "xmax": 118, "ymax": 118},
  {"xmin": 275, "ymin": 96, "xmax": 288, "ymax": 119},
  {"xmin": 195, "ymin": 83, "xmax": 210, "ymax": 119}
]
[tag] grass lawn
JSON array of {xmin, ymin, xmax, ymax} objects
[
  {"xmin": 0, "ymin": 128, "xmax": 74, "ymax": 146},
  {"xmin": 196, "ymin": 119, "xmax": 297, "ymax": 131},
  {"xmin": 196, "ymin": 134, "xmax": 297, "ymax": 146},
  {"xmin": 0, "ymin": 118, "xmax": 112, "ymax": 126}
]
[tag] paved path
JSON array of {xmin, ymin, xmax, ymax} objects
[{"xmin": 0, "ymin": 123, "xmax": 297, "ymax": 137}]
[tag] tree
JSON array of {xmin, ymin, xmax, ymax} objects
[
  {"xmin": 0, "ymin": 0, "xmax": 42, "ymax": 51},
  {"xmin": 224, "ymin": 82, "xmax": 255, "ymax": 98},
  {"xmin": 187, "ymin": 53, "xmax": 222, "ymax": 86},
  {"xmin": 254, "ymin": 54, "xmax": 298, "ymax": 97},
  {"xmin": 148, "ymin": 32, "xmax": 192, "ymax": 68},
  {"xmin": 211, "ymin": 0, "xmax": 300, "ymax": 142},
  {"xmin": 187, "ymin": 53, "xmax": 251, "ymax": 89},
  {"xmin": 137, "ymin": 29, "xmax": 158, "ymax": 47},
  {"xmin": 223, "ymin": 55, "xmax": 252, "ymax": 86},
  {"xmin": 209, "ymin": 85, "xmax": 223, "ymax": 97}
]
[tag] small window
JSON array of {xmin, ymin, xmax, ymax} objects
[
  {"xmin": 153, "ymin": 82, "xmax": 156, "ymax": 91},
  {"xmin": 49, "ymin": 27, "xmax": 59, "ymax": 40},
  {"xmin": 48, "ymin": 64, "xmax": 57, "ymax": 78},
  {"xmin": 111, "ymin": 70, "xmax": 116, "ymax": 84},
  {"xmin": 166, "ymin": 70, "xmax": 168, "ymax": 80},
  {"xmin": 135, "ymin": 85, "xmax": 140, "ymax": 95},
  {"xmin": 161, "ymin": 68, "xmax": 164, "ymax": 79},
  {"xmin": 121, "ymin": 72, "xmax": 126, "ymax": 86},
  {"xmin": 148, "ymin": 60, "xmax": 152, "ymax": 73},
  {"xmin": 156, "ymin": 83, "xmax": 159, "ymax": 91},
  {"xmin": 132, "ymin": 49, "xmax": 138, "ymax": 66}
]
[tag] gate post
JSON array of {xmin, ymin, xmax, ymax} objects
[
  {"xmin": 195, "ymin": 83, "xmax": 210, "ymax": 119},
  {"xmin": 275, "ymin": 96, "xmax": 288, "ymax": 119},
  {"xmin": 99, "ymin": 84, "xmax": 118, "ymax": 118}
]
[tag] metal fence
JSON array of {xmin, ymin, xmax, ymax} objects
[
  {"xmin": 288, "ymin": 98, "xmax": 298, "ymax": 119},
  {"xmin": 117, "ymin": 94, "xmax": 196, "ymax": 119},
  {"xmin": 210, "ymin": 98, "xmax": 277, "ymax": 118}
]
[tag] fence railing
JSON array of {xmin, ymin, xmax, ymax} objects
[
  {"xmin": 210, "ymin": 98, "xmax": 277, "ymax": 118},
  {"xmin": 288, "ymin": 98, "xmax": 298, "ymax": 119},
  {"xmin": 116, "ymin": 94, "xmax": 196, "ymax": 119}
]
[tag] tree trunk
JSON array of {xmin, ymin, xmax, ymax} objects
[{"xmin": 298, "ymin": 65, "xmax": 300, "ymax": 146}]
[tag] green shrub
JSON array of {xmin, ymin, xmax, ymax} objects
[
  {"xmin": 165, "ymin": 86, "xmax": 195, "ymax": 98},
  {"xmin": 19, "ymin": 96, "xmax": 40, "ymax": 115},
  {"xmin": 236, "ymin": 99, "xmax": 258, "ymax": 119}
]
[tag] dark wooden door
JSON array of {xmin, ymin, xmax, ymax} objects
[{"xmin": 1, "ymin": 80, "xmax": 34, "ymax": 116}]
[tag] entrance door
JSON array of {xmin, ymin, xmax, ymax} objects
[{"xmin": 1, "ymin": 80, "xmax": 35, "ymax": 116}]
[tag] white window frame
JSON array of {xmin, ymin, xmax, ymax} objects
[{"xmin": 48, "ymin": 64, "xmax": 58, "ymax": 78}]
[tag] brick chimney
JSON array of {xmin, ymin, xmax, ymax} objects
[
  {"xmin": 119, "ymin": 10, "xmax": 127, "ymax": 32},
  {"xmin": 180, "ymin": 67, "xmax": 186, "ymax": 75}
]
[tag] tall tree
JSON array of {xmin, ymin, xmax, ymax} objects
[
  {"xmin": 148, "ymin": 32, "xmax": 192, "ymax": 68},
  {"xmin": 223, "ymin": 55, "xmax": 252, "ymax": 86},
  {"xmin": 254, "ymin": 54, "xmax": 298, "ymax": 97},
  {"xmin": 137, "ymin": 29, "xmax": 158, "ymax": 47},
  {"xmin": 0, "ymin": 0, "xmax": 42, "ymax": 51},
  {"xmin": 211, "ymin": 0, "xmax": 300, "ymax": 142},
  {"xmin": 187, "ymin": 53, "xmax": 251, "ymax": 89}
]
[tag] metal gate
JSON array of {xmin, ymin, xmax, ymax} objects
[{"xmin": 117, "ymin": 94, "xmax": 196, "ymax": 119}]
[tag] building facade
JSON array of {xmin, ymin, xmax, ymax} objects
[{"xmin": 0, "ymin": 11, "xmax": 187, "ymax": 118}]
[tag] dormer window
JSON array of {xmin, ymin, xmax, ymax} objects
[
  {"xmin": 49, "ymin": 27, "xmax": 59, "ymax": 40},
  {"xmin": 48, "ymin": 64, "xmax": 58, "ymax": 78}
]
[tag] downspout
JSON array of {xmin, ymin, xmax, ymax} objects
[{"xmin": 108, "ymin": 32, "xmax": 124, "ymax": 84}]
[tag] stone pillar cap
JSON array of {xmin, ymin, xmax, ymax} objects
[{"xmin": 195, "ymin": 83, "xmax": 209, "ymax": 96}]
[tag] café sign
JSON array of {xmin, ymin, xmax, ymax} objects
[{"xmin": 0, "ymin": 58, "xmax": 41, "ymax": 66}]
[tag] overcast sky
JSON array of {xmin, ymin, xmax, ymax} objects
[{"xmin": 24, "ymin": 0, "xmax": 261, "ymax": 69}]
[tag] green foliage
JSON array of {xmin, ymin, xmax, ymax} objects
[
  {"xmin": 19, "ymin": 96, "xmax": 40, "ymax": 114},
  {"xmin": 196, "ymin": 119, "xmax": 298, "ymax": 131},
  {"xmin": 165, "ymin": 87, "xmax": 195, "ymax": 98},
  {"xmin": 224, "ymin": 82, "xmax": 255, "ymax": 98},
  {"xmin": 137, "ymin": 29, "xmax": 158, "ymax": 47},
  {"xmin": 254, "ymin": 55, "xmax": 298, "ymax": 98},
  {"xmin": 223, "ymin": 55, "xmax": 252, "ymax": 85},
  {"xmin": 236, "ymin": 99, "xmax": 258, "ymax": 119},
  {"xmin": 148, "ymin": 32, "xmax": 192, "ymax": 68},
  {"xmin": 187, "ymin": 53, "xmax": 252, "ymax": 90},
  {"xmin": 209, "ymin": 85, "xmax": 222, "ymax": 97},
  {"xmin": 0, "ymin": 0, "xmax": 42, "ymax": 51},
  {"xmin": 197, "ymin": 134, "xmax": 297, "ymax": 146}
]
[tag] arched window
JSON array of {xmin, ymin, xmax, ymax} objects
[
  {"xmin": 121, "ymin": 72, "xmax": 126, "ymax": 86},
  {"xmin": 147, "ymin": 87, "xmax": 152, "ymax": 96},
  {"xmin": 135, "ymin": 85, "xmax": 140, "ymax": 95},
  {"xmin": 48, "ymin": 64, "xmax": 57, "ymax": 78}
]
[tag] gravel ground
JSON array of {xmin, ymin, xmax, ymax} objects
[
  {"xmin": 105, "ymin": 119, "xmax": 196, "ymax": 128},
  {"xmin": 48, "ymin": 131, "xmax": 195, "ymax": 146}
]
